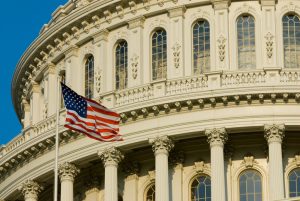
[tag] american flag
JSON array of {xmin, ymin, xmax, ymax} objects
[{"xmin": 61, "ymin": 83, "xmax": 122, "ymax": 142}]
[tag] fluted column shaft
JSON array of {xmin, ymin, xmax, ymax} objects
[
  {"xmin": 264, "ymin": 124, "xmax": 285, "ymax": 201},
  {"xmin": 58, "ymin": 162, "xmax": 80, "ymax": 201},
  {"xmin": 98, "ymin": 147, "xmax": 124, "ymax": 201},
  {"xmin": 149, "ymin": 136, "xmax": 174, "ymax": 201},
  {"xmin": 205, "ymin": 128, "xmax": 228, "ymax": 201},
  {"xmin": 19, "ymin": 180, "xmax": 43, "ymax": 201}
]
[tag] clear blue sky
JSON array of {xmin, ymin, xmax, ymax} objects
[{"xmin": 0, "ymin": 0, "xmax": 67, "ymax": 145}]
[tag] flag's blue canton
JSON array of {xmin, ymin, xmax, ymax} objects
[{"xmin": 61, "ymin": 83, "xmax": 88, "ymax": 118}]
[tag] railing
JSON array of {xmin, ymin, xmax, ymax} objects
[{"xmin": 3, "ymin": 68, "xmax": 300, "ymax": 157}]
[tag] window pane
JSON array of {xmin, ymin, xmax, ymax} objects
[
  {"xmin": 237, "ymin": 15, "xmax": 256, "ymax": 69},
  {"xmin": 191, "ymin": 175, "xmax": 211, "ymax": 201},
  {"xmin": 283, "ymin": 15, "xmax": 300, "ymax": 68},
  {"xmin": 152, "ymin": 29, "xmax": 167, "ymax": 80},
  {"xmin": 115, "ymin": 41, "xmax": 128, "ymax": 90},
  {"xmin": 239, "ymin": 170, "xmax": 262, "ymax": 201},
  {"xmin": 193, "ymin": 20, "xmax": 210, "ymax": 74},
  {"xmin": 146, "ymin": 184, "xmax": 155, "ymax": 201},
  {"xmin": 85, "ymin": 55, "xmax": 94, "ymax": 99}
]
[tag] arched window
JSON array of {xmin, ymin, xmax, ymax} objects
[
  {"xmin": 152, "ymin": 29, "xmax": 167, "ymax": 80},
  {"xmin": 193, "ymin": 20, "xmax": 210, "ymax": 74},
  {"xmin": 85, "ymin": 55, "xmax": 94, "ymax": 99},
  {"xmin": 288, "ymin": 168, "xmax": 300, "ymax": 197},
  {"xmin": 239, "ymin": 170, "xmax": 262, "ymax": 201},
  {"xmin": 237, "ymin": 15, "xmax": 256, "ymax": 69},
  {"xmin": 145, "ymin": 184, "xmax": 155, "ymax": 201},
  {"xmin": 115, "ymin": 40, "xmax": 128, "ymax": 90},
  {"xmin": 191, "ymin": 175, "xmax": 211, "ymax": 201},
  {"xmin": 283, "ymin": 14, "xmax": 300, "ymax": 68}
]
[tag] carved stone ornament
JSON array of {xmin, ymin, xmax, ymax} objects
[
  {"xmin": 148, "ymin": 170, "xmax": 155, "ymax": 182},
  {"xmin": 58, "ymin": 162, "xmax": 80, "ymax": 182},
  {"xmin": 242, "ymin": 154, "xmax": 257, "ymax": 168},
  {"xmin": 74, "ymin": 0, "xmax": 92, "ymax": 7},
  {"xmin": 265, "ymin": 32, "xmax": 274, "ymax": 59},
  {"xmin": 98, "ymin": 146, "xmax": 124, "ymax": 167},
  {"xmin": 217, "ymin": 35, "xmax": 226, "ymax": 62},
  {"xmin": 172, "ymin": 42, "xmax": 181, "ymax": 68},
  {"xmin": 95, "ymin": 70, "xmax": 102, "ymax": 93},
  {"xmin": 205, "ymin": 128, "xmax": 228, "ymax": 147},
  {"xmin": 194, "ymin": 161, "xmax": 209, "ymax": 174},
  {"xmin": 149, "ymin": 135, "xmax": 174, "ymax": 154},
  {"xmin": 130, "ymin": 54, "xmax": 139, "ymax": 79},
  {"xmin": 42, "ymin": 103, "xmax": 48, "ymax": 119},
  {"xmin": 290, "ymin": 154, "xmax": 300, "ymax": 167},
  {"xmin": 19, "ymin": 180, "xmax": 43, "ymax": 200},
  {"xmin": 264, "ymin": 124, "xmax": 285, "ymax": 143}
]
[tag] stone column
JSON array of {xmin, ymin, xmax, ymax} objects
[
  {"xmin": 21, "ymin": 98, "xmax": 31, "ymax": 128},
  {"xmin": 264, "ymin": 124, "xmax": 285, "ymax": 201},
  {"xmin": 44, "ymin": 63, "xmax": 57, "ymax": 116},
  {"xmin": 19, "ymin": 180, "xmax": 43, "ymax": 201},
  {"xmin": 205, "ymin": 128, "xmax": 228, "ymax": 201},
  {"xmin": 58, "ymin": 162, "xmax": 80, "ymax": 201},
  {"xmin": 64, "ymin": 46, "xmax": 81, "ymax": 94},
  {"xmin": 31, "ymin": 82, "xmax": 40, "ymax": 124},
  {"xmin": 149, "ymin": 136, "xmax": 174, "ymax": 201},
  {"xmin": 98, "ymin": 146, "xmax": 124, "ymax": 201}
]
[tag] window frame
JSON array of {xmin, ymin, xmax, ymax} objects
[
  {"xmin": 238, "ymin": 169, "xmax": 263, "ymax": 201},
  {"xmin": 114, "ymin": 40, "xmax": 128, "ymax": 90},
  {"xmin": 190, "ymin": 174, "xmax": 211, "ymax": 201},
  {"xmin": 84, "ymin": 54, "xmax": 94, "ymax": 99},
  {"xmin": 150, "ymin": 28, "xmax": 168, "ymax": 81},
  {"xmin": 192, "ymin": 19, "xmax": 211, "ymax": 75}
]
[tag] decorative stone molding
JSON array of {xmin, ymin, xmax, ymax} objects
[
  {"xmin": 98, "ymin": 146, "xmax": 124, "ymax": 167},
  {"xmin": 148, "ymin": 170, "xmax": 155, "ymax": 182},
  {"xmin": 205, "ymin": 128, "xmax": 228, "ymax": 147},
  {"xmin": 95, "ymin": 70, "xmax": 102, "ymax": 93},
  {"xmin": 128, "ymin": 16, "xmax": 145, "ymax": 29},
  {"xmin": 288, "ymin": 154, "xmax": 300, "ymax": 168},
  {"xmin": 74, "ymin": 0, "xmax": 92, "ymax": 7},
  {"xmin": 130, "ymin": 54, "xmax": 139, "ymax": 79},
  {"xmin": 194, "ymin": 161, "xmax": 210, "ymax": 174},
  {"xmin": 217, "ymin": 35, "xmax": 226, "ymax": 62},
  {"xmin": 242, "ymin": 154, "xmax": 258, "ymax": 168},
  {"xmin": 149, "ymin": 135, "xmax": 174, "ymax": 154},
  {"xmin": 265, "ymin": 32, "xmax": 274, "ymax": 59},
  {"xmin": 93, "ymin": 29, "xmax": 109, "ymax": 43},
  {"xmin": 58, "ymin": 162, "xmax": 80, "ymax": 182},
  {"xmin": 172, "ymin": 42, "xmax": 181, "ymax": 68},
  {"xmin": 211, "ymin": 0, "xmax": 230, "ymax": 10},
  {"xmin": 168, "ymin": 6, "xmax": 186, "ymax": 18},
  {"xmin": 19, "ymin": 180, "xmax": 43, "ymax": 200},
  {"xmin": 264, "ymin": 124, "xmax": 285, "ymax": 143}
]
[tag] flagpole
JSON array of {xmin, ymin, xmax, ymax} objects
[{"xmin": 53, "ymin": 76, "xmax": 60, "ymax": 201}]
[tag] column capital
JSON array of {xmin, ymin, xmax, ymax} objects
[
  {"xmin": 98, "ymin": 146, "xmax": 124, "ymax": 167},
  {"xmin": 58, "ymin": 162, "xmax": 80, "ymax": 182},
  {"xmin": 31, "ymin": 81, "xmax": 40, "ymax": 93},
  {"xmin": 19, "ymin": 180, "xmax": 43, "ymax": 200},
  {"xmin": 264, "ymin": 124, "xmax": 285, "ymax": 143},
  {"xmin": 168, "ymin": 6, "xmax": 186, "ymax": 18},
  {"xmin": 211, "ymin": 0, "xmax": 231, "ymax": 10},
  {"xmin": 22, "ymin": 98, "xmax": 30, "ymax": 112},
  {"xmin": 205, "ymin": 128, "xmax": 228, "ymax": 147},
  {"xmin": 260, "ymin": 0, "xmax": 275, "ymax": 6},
  {"xmin": 149, "ymin": 135, "xmax": 174, "ymax": 155}
]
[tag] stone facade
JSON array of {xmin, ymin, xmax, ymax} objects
[{"xmin": 1, "ymin": 0, "xmax": 300, "ymax": 201}]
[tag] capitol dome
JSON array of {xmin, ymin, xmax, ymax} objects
[{"xmin": 1, "ymin": 0, "xmax": 300, "ymax": 201}]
